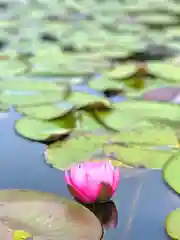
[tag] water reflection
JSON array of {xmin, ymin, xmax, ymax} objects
[{"xmin": 76, "ymin": 200, "xmax": 118, "ymax": 230}]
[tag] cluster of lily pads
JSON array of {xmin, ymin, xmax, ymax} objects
[{"xmin": 1, "ymin": 0, "xmax": 180, "ymax": 238}]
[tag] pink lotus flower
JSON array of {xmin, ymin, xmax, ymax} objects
[{"xmin": 65, "ymin": 160, "xmax": 120, "ymax": 203}]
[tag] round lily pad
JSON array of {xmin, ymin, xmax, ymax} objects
[
  {"xmin": 0, "ymin": 79, "xmax": 68, "ymax": 107},
  {"xmin": 12, "ymin": 230, "xmax": 32, "ymax": 239},
  {"xmin": 105, "ymin": 63, "xmax": 137, "ymax": 79},
  {"xmin": 0, "ymin": 59, "xmax": 26, "ymax": 77},
  {"xmin": 110, "ymin": 124, "xmax": 178, "ymax": 146},
  {"xmin": 163, "ymin": 153, "xmax": 180, "ymax": 194},
  {"xmin": 15, "ymin": 115, "xmax": 75, "ymax": 142},
  {"xmin": 94, "ymin": 110, "xmax": 140, "ymax": 131},
  {"xmin": 136, "ymin": 14, "xmax": 177, "ymax": 26},
  {"xmin": 113, "ymin": 100, "xmax": 180, "ymax": 122},
  {"xmin": 75, "ymin": 110, "xmax": 105, "ymax": 132},
  {"xmin": 45, "ymin": 133, "xmax": 109, "ymax": 170},
  {"xmin": 147, "ymin": 62, "xmax": 180, "ymax": 82},
  {"xmin": 0, "ymin": 189, "xmax": 103, "ymax": 240},
  {"xmin": 67, "ymin": 91, "xmax": 111, "ymax": 109},
  {"xmin": 0, "ymin": 79, "xmax": 61, "ymax": 92},
  {"xmin": 165, "ymin": 209, "xmax": 180, "ymax": 240},
  {"xmin": 88, "ymin": 77, "xmax": 124, "ymax": 92},
  {"xmin": 104, "ymin": 144, "xmax": 175, "ymax": 169},
  {"xmin": 17, "ymin": 102, "xmax": 74, "ymax": 120}
]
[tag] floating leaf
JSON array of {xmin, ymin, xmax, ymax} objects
[
  {"xmin": 76, "ymin": 111, "xmax": 105, "ymax": 132},
  {"xmin": 110, "ymin": 125, "xmax": 178, "ymax": 147},
  {"xmin": 12, "ymin": 230, "xmax": 32, "ymax": 240},
  {"xmin": 147, "ymin": 62, "xmax": 180, "ymax": 82},
  {"xmin": 114, "ymin": 100, "xmax": 180, "ymax": 122},
  {"xmin": 105, "ymin": 63, "xmax": 136, "ymax": 79},
  {"xmin": 163, "ymin": 153, "xmax": 180, "ymax": 194},
  {"xmin": 94, "ymin": 110, "xmax": 140, "ymax": 131},
  {"xmin": 104, "ymin": 144, "xmax": 175, "ymax": 169},
  {"xmin": 137, "ymin": 14, "xmax": 177, "ymax": 25},
  {"xmin": 88, "ymin": 77, "xmax": 124, "ymax": 92},
  {"xmin": 0, "ymin": 80, "xmax": 68, "ymax": 107},
  {"xmin": 100, "ymin": 49, "xmax": 131, "ymax": 59},
  {"xmin": 0, "ymin": 190, "xmax": 103, "ymax": 240},
  {"xmin": 0, "ymin": 90, "xmax": 67, "ymax": 107},
  {"xmin": 67, "ymin": 92, "xmax": 111, "ymax": 109},
  {"xmin": 17, "ymin": 102, "xmax": 74, "ymax": 120},
  {"xmin": 165, "ymin": 209, "xmax": 180, "ymax": 240},
  {"xmin": 15, "ymin": 115, "xmax": 75, "ymax": 142},
  {"xmin": 0, "ymin": 59, "xmax": 26, "ymax": 77},
  {"xmin": 45, "ymin": 133, "xmax": 109, "ymax": 170},
  {"xmin": 0, "ymin": 79, "xmax": 61, "ymax": 92}
]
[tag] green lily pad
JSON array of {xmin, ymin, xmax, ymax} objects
[
  {"xmin": 165, "ymin": 209, "xmax": 180, "ymax": 240},
  {"xmin": 0, "ymin": 59, "xmax": 26, "ymax": 77},
  {"xmin": 104, "ymin": 144, "xmax": 175, "ymax": 169},
  {"xmin": 105, "ymin": 63, "xmax": 137, "ymax": 79},
  {"xmin": 136, "ymin": 14, "xmax": 177, "ymax": 25},
  {"xmin": 114, "ymin": 100, "xmax": 180, "ymax": 122},
  {"xmin": 0, "ymin": 189, "xmax": 103, "ymax": 240},
  {"xmin": 88, "ymin": 77, "xmax": 124, "ymax": 92},
  {"xmin": 110, "ymin": 125, "xmax": 178, "ymax": 147},
  {"xmin": 17, "ymin": 102, "xmax": 74, "ymax": 120},
  {"xmin": 75, "ymin": 110, "xmax": 105, "ymax": 132},
  {"xmin": 67, "ymin": 92, "xmax": 111, "ymax": 109},
  {"xmin": 163, "ymin": 153, "xmax": 180, "ymax": 194},
  {"xmin": 45, "ymin": 133, "xmax": 109, "ymax": 170},
  {"xmin": 12, "ymin": 230, "xmax": 32, "ymax": 240},
  {"xmin": 147, "ymin": 62, "xmax": 180, "ymax": 82},
  {"xmin": 0, "ymin": 79, "xmax": 68, "ymax": 107},
  {"xmin": 30, "ymin": 59, "xmax": 95, "ymax": 77},
  {"xmin": 94, "ymin": 110, "xmax": 141, "ymax": 131},
  {"xmin": 0, "ymin": 79, "xmax": 62, "ymax": 92},
  {"xmin": 100, "ymin": 49, "xmax": 131, "ymax": 59},
  {"xmin": 15, "ymin": 115, "xmax": 75, "ymax": 142},
  {"xmin": 0, "ymin": 90, "xmax": 67, "ymax": 107}
]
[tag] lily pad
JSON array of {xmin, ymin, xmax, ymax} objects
[
  {"xmin": 45, "ymin": 133, "xmax": 109, "ymax": 170},
  {"xmin": 75, "ymin": 110, "xmax": 105, "ymax": 132},
  {"xmin": 163, "ymin": 153, "xmax": 180, "ymax": 194},
  {"xmin": 0, "ymin": 59, "xmax": 26, "ymax": 77},
  {"xmin": 12, "ymin": 230, "xmax": 32, "ymax": 240},
  {"xmin": 165, "ymin": 209, "xmax": 180, "ymax": 240},
  {"xmin": 94, "ymin": 110, "xmax": 141, "ymax": 131},
  {"xmin": 0, "ymin": 189, "xmax": 103, "ymax": 240},
  {"xmin": 17, "ymin": 102, "xmax": 74, "ymax": 120},
  {"xmin": 88, "ymin": 76, "xmax": 124, "ymax": 92},
  {"xmin": 114, "ymin": 100, "xmax": 180, "ymax": 122},
  {"xmin": 0, "ymin": 90, "xmax": 67, "ymax": 107},
  {"xmin": 105, "ymin": 63, "xmax": 137, "ymax": 79},
  {"xmin": 147, "ymin": 62, "xmax": 180, "ymax": 82},
  {"xmin": 15, "ymin": 115, "xmax": 75, "ymax": 142},
  {"xmin": 0, "ymin": 79, "xmax": 61, "ymax": 92},
  {"xmin": 110, "ymin": 125, "xmax": 178, "ymax": 147},
  {"xmin": 67, "ymin": 91, "xmax": 111, "ymax": 109},
  {"xmin": 0, "ymin": 79, "xmax": 68, "ymax": 107},
  {"xmin": 136, "ymin": 14, "xmax": 177, "ymax": 26},
  {"xmin": 104, "ymin": 144, "xmax": 175, "ymax": 169}
]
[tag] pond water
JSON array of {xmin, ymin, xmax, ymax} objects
[
  {"xmin": 1, "ymin": 0, "xmax": 180, "ymax": 238},
  {"xmin": 1, "ymin": 108, "xmax": 179, "ymax": 239}
]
